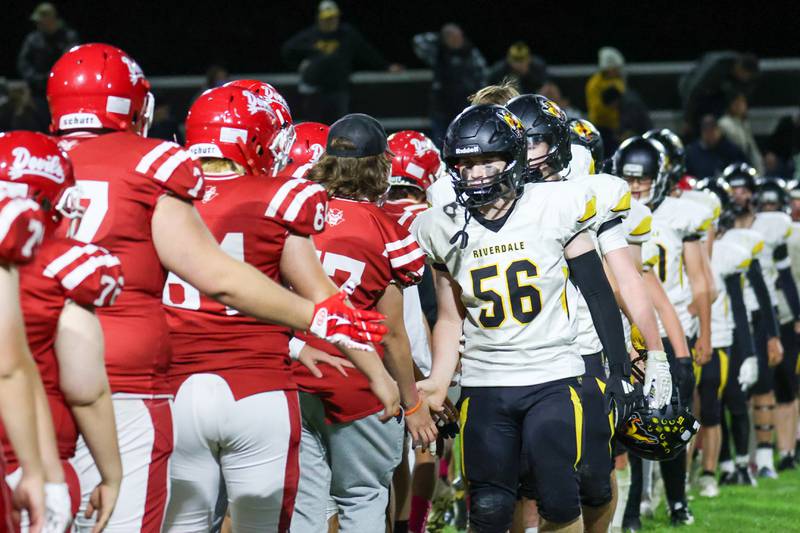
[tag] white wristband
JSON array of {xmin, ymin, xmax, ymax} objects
[{"xmin": 289, "ymin": 338, "xmax": 307, "ymax": 360}]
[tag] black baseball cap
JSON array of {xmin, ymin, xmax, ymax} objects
[{"xmin": 327, "ymin": 113, "xmax": 392, "ymax": 158}]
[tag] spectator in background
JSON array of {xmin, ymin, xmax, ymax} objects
[
  {"xmin": 0, "ymin": 81, "xmax": 49, "ymax": 133},
  {"xmin": 680, "ymin": 51, "xmax": 759, "ymax": 137},
  {"xmin": 282, "ymin": 1, "xmax": 401, "ymax": 124},
  {"xmin": 685, "ymin": 114, "xmax": 747, "ymax": 178},
  {"xmin": 601, "ymin": 83, "xmax": 652, "ymax": 153},
  {"xmin": 17, "ymin": 3, "xmax": 79, "ymax": 100},
  {"xmin": 487, "ymin": 42, "xmax": 547, "ymax": 94},
  {"xmin": 413, "ymin": 23, "xmax": 487, "ymax": 145},
  {"xmin": 718, "ymin": 91, "xmax": 764, "ymax": 173},
  {"xmin": 585, "ymin": 47, "xmax": 625, "ymax": 132},
  {"xmin": 765, "ymin": 110, "xmax": 800, "ymax": 178}
]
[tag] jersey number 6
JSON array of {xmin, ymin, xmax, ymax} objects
[{"xmin": 470, "ymin": 259, "xmax": 542, "ymax": 328}]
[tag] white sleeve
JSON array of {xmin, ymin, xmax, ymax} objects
[
  {"xmin": 598, "ymin": 221, "xmax": 629, "ymax": 256},
  {"xmin": 403, "ymin": 286, "xmax": 432, "ymax": 375}
]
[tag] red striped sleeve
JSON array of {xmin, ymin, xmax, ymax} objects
[
  {"xmin": 264, "ymin": 177, "xmax": 328, "ymax": 236},
  {"xmin": 379, "ymin": 214, "xmax": 425, "ymax": 287},
  {"xmin": 42, "ymin": 240, "xmax": 124, "ymax": 307},
  {"xmin": 134, "ymin": 141, "xmax": 204, "ymax": 201},
  {"xmin": 0, "ymin": 195, "xmax": 45, "ymax": 264}
]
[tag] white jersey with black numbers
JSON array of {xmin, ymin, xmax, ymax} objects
[
  {"xmin": 751, "ymin": 211, "xmax": 792, "ymax": 322},
  {"xmin": 726, "ymin": 227, "xmax": 765, "ymax": 314},
  {"xmin": 413, "ymin": 181, "xmax": 597, "ymax": 387},
  {"xmin": 642, "ymin": 196, "xmax": 713, "ymax": 339},
  {"xmin": 623, "ymin": 198, "xmax": 653, "ymax": 246},
  {"xmin": 710, "ymin": 238, "xmax": 753, "ymax": 348},
  {"xmin": 564, "ymin": 172, "xmax": 631, "ymax": 355}
]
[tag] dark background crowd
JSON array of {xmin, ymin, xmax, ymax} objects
[{"xmin": 3, "ymin": 1, "xmax": 800, "ymax": 181}]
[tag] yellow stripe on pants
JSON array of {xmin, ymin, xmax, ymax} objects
[
  {"xmin": 595, "ymin": 377, "xmax": 615, "ymax": 454},
  {"xmin": 718, "ymin": 349, "xmax": 729, "ymax": 399},
  {"xmin": 568, "ymin": 385, "xmax": 583, "ymax": 469},
  {"xmin": 458, "ymin": 397, "xmax": 470, "ymax": 479}
]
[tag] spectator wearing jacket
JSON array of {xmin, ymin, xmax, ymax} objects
[
  {"xmin": 282, "ymin": 1, "xmax": 401, "ymax": 124},
  {"xmin": 17, "ymin": 3, "xmax": 79, "ymax": 99},
  {"xmin": 585, "ymin": 47, "xmax": 626, "ymax": 132},
  {"xmin": 413, "ymin": 24, "xmax": 488, "ymax": 146},
  {"xmin": 487, "ymin": 42, "xmax": 548, "ymax": 95},
  {"xmin": 685, "ymin": 115, "xmax": 748, "ymax": 178},
  {"xmin": 718, "ymin": 91, "xmax": 764, "ymax": 173}
]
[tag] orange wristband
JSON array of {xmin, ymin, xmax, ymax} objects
[{"xmin": 404, "ymin": 398, "xmax": 423, "ymax": 416}]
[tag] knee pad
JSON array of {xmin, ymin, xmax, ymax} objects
[
  {"xmin": 468, "ymin": 487, "xmax": 516, "ymax": 533},
  {"xmin": 537, "ymin": 488, "xmax": 582, "ymax": 525}
]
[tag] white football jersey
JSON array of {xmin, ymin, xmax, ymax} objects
[
  {"xmin": 426, "ymin": 174, "xmax": 456, "ymax": 207},
  {"xmin": 710, "ymin": 238, "xmax": 753, "ymax": 348},
  {"xmin": 564, "ymin": 144, "xmax": 594, "ymax": 177},
  {"xmin": 403, "ymin": 285, "xmax": 432, "ymax": 376},
  {"xmin": 726, "ymin": 228, "xmax": 765, "ymax": 314},
  {"xmin": 751, "ymin": 211, "xmax": 792, "ymax": 322},
  {"xmin": 642, "ymin": 196, "xmax": 714, "ymax": 338},
  {"xmin": 564, "ymin": 172, "xmax": 631, "ymax": 355},
  {"xmin": 623, "ymin": 198, "xmax": 653, "ymax": 246},
  {"xmin": 413, "ymin": 180, "xmax": 597, "ymax": 387},
  {"xmin": 682, "ymin": 189, "xmax": 722, "ymax": 233}
]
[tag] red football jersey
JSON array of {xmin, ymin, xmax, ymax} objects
[
  {"xmin": 0, "ymin": 193, "xmax": 45, "ymax": 264},
  {"xmin": 1, "ymin": 237, "xmax": 123, "ymax": 469},
  {"xmin": 62, "ymin": 132, "xmax": 203, "ymax": 395},
  {"xmin": 382, "ymin": 198, "xmax": 429, "ymax": 230},
  {"xmin": 293, "ymin": 198, "xmax": 425, "ymax": 423},
  {"xmin": 163, "ymin": 172, "xmax": 327, "ymax": 399}
]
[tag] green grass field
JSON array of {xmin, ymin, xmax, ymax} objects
[{"xmin": 437, "ymin": 467, "xmax": 800, "ymax": 532}]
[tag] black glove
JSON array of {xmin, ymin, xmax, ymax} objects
[
  {"xmin": 674, "ymin": 357, "xmax": 695, "ymax": 411},
  {"xmin": 605, "ymin": 374, "xmax": 643, "ymax": 430}
]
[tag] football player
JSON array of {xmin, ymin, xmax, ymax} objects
[
  {"xmin": 506, "ymin": 97, "xmax": 667, "ymax": 533},
  {"xmin": 47, "ymin": 44, "xmax": 392, "ymax": 532},
  {"xmin": 283, "ymin": 122, "xmax": 329, "ymax": 179},
  {"xmin": 414, "ymin": 104, "xmax": 639, "ymax": 533},
  {"xmin": 614, "ymin": 136, "xmax": 715, "ymax": 525},
  {"xmin": 0, "ymin": 131, "xmax": 125, "ymax": 532},
  {"xmin": 0, "ymin": 177, "xmax": 48, "ymax": 532},
  {"xmin": 290, "ymin": 114, "xmax": 436, "ymax": 533},
  {"xmin": 724, "ymin": 164, "xmax": 798, "ymax": 478}
]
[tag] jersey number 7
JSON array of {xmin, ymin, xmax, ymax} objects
[{"xmin": 470, "ymin": 259, "xmax": 542, "ymax": 328}]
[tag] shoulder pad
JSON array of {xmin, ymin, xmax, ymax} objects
[
  {"xmin": 133, "ymin": 140, "xmax": 205, "ymax": 201},
  {"xmin": 264, "ymin": 177, "xmax": 329, "ymax": 235},
  {"xmin": 0, "ymin": 195, "xmax": 44, "ymax": 264},
  {"xmin": 42, "ymin": 240, "xmax": 124, "ymax": 307}
]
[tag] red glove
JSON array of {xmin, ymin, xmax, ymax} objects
[{"xmin": 309, "ymin": 291, "xmax": 387, "ymax": 351}]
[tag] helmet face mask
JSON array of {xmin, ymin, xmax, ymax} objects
[{"xmin": 451, "ymin": 156, "xmax": 520, "ymax": 208}]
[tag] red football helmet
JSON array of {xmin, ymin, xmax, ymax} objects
[
  {"xmin": 387, "ymin": 130, "xmax": 442, "ymax": 191},
  {"xmin": 185, "ymin": 86, "xmax": 282, "ymax": 175},
  {"xmin": 0, "ymin": 131, "xmax": 82, "ymax": 233},
  {"xmin": 284, "ymin": 122, "xmax": 329, "ymax": 178},
  {"xmin": 48, "ymin": 43, "xmax": 154, "ymax": 136},
  {"xmin": 224, "ymin": 80, "xmax": 295, "ymax": 175}
]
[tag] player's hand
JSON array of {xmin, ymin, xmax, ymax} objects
[
  {"xmin": 767, "ymin": 336, "xmax": 783, "ymax": 367},
  {"xmin": 85, "ymin": 479, "xmax": 121, "ymax": 533},
  {"xmin": 12, "ymin": 469, "xmax": 45, "ymax": 533},
  {"xmin": 738, "ymin": 356, "xmax": 759, "ymax": 392},
  {"xmin": 404, "ymin": 397, "xmax": 438, "ymax": 449},
  {"xmin": 693, "ymin": 335, "xmax": 712, "ymax": 365},
  {"xmin": 416, "ymin": 378, "xmax": 448, "ymax": 415},
  {"xmin": 604, "ymin": 375, "xmax": 641, "ymax": 429},
  {"xmin": 369, "ymin": 370, "xmax": 401, "ymax": 423},
  {"xmin": 43, "ymin": 482, "xmax": 71, "ymax": 533},
  {"xmin": 298, "ymin": 345, "xmax": 355, "ymax": 378},
  {"xmin": 309, "ymin": 290, "xmax": 387, "ymax": 351},
  {"xmin": 643, "ymin": 350, "xmax": 672, "ymax": 409}
]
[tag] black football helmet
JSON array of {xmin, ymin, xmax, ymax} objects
[
  {"xmin": 569, "ymin": 118, "xmax": 604, "ymax": 172},
  {"xmin": 696, "ymin": 177, "xmax": 735, "ymax": 230},
  {"xmin": 506, "ymin": 94, "xmax": 572, "ymax": 182},
  {"xmin": 754, "ymin": 176, "xmax": 790, "ymax": 212},
  {"xmin": 611, "ymin": 136, "xmax": 669, "ymax": 208},
  {"xmin": 442, "ymin": 104, "xmax": 527, "ymax": 210},
  {"xmin": 616, "ymin": 389, "xmax": 701, "ymax": 461},
  {"xmin": 720, "ymin": 163, "xmax": 758, "ymax": 214},
  {"xmin": 643, "ymin": 128, "xmax": 685, "ymax": 189}
]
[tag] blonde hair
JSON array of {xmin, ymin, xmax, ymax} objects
[
  {"xmin": 469, "ymin": 79, "xmax": 520, "ymax": 106},
  {"xmin": 200, "ymin": 158, "xmax": 246, "ymax": 175},
  {"xmin": 307, "ymin": 137, "xmax": 390, "ymax": 202}
]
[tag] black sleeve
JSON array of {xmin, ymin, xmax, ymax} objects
[
  {"xmin": 597, "ymin": 216, "xmax": 623, "ymax": 236},
  {"xmin": 777, "ymin": 266, "xmax": 800, "ymax": 320},
  {"xmin": 725, "ymin": 273, "xmax": 756, "ymax": 363},
  {"xmin": 568, "ymin": 250, "xmax": 629, "ymax": 376},
  {"xmin": 418, "ymin": 265, "xmax": 438, "ymax": 327},
  {"xmin": 746, "ymin": 259, "xmax": 780, "ymax": 337}
]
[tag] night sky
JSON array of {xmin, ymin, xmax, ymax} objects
[{"xmin": 2, "ymin": 0, "xmax": 798, "ymax": 77}]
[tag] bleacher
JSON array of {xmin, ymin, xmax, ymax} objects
[{"xmin": 147, "ymin": 57, "xmax": 800, "ymax": 137}]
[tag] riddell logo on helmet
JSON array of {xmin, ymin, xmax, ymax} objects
[
  {"xmin": 9, "ymin": 147, "xmax": 66, "ymax": 184},
  {"xmin": 244, "ymin": 92, "xmax": 272, "ymax": 116},
  {"xmin": 455, "ymin": 145, "xmax": 480, "ymax": 155}
]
